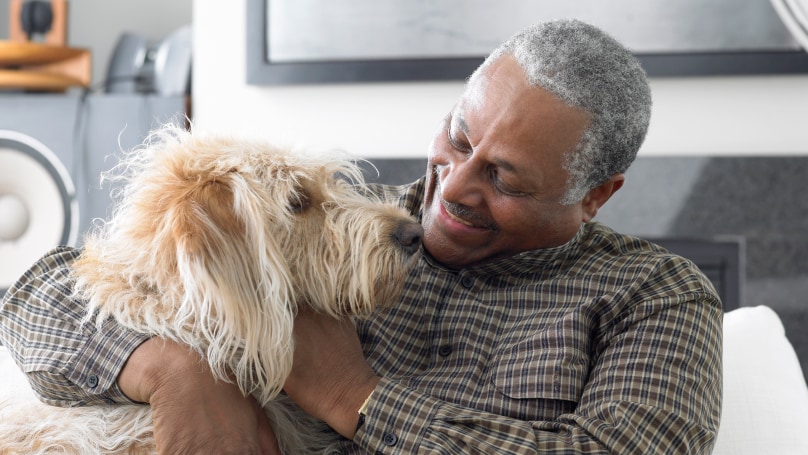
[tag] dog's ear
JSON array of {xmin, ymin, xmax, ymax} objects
[
  {"xmin": 170, "ymin": 176, "xmax": 243, "ymax": 257},
  {"xmin": 170, "ymin": 173, "xmax": 297, "ymax": 401}
]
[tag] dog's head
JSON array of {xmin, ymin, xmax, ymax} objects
[{"xmin": 74, "ymin": 124, "xmax": 421, "ymax": 400}]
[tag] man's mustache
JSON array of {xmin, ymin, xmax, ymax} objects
[{"xmin": 433, "ymin": 166, "xmax": 499, "ymax": 231}]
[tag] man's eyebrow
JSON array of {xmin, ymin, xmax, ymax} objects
[{"xmin": 453, "ymin": 111, "xmax": 470, "ymax": 136}]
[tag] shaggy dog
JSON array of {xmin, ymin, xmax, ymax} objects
[{"xmin": 0, "ymin": 126, "xmax": 423, "ymax": 454}]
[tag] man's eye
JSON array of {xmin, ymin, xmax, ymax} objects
[
  {"xmin": 447, "ymin": 128, "xmax": 470, "ymax": 153},
  {"xmin": 491, "ymin": 171, "xmax": 525, "ymax": 197}
]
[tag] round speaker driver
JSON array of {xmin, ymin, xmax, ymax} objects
[{"xmin": 0, "ymin": 130, "xmax": 78, "ymax": 295}]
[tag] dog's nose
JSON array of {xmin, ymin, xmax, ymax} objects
[{"xmin": 394, "ymin": 221, "xmax": 423, "ymax": 254}]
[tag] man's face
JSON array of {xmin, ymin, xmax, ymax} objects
[{"xmin": 422, "ymin": 55, "xmax": 592, "ymax": 269}]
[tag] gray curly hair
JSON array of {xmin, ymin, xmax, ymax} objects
[{"xmin": 471, "ymin": 19, "xmax": 652, "ymax": 205}]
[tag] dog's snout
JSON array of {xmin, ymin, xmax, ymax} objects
[{"xmin": 394, "ymin": 221, "xmax": 423, "ymax": 254}]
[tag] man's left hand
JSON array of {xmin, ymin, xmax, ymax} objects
[{"xmin": 283, "ymin": 308, "xmax": 380, "ymax": 439}]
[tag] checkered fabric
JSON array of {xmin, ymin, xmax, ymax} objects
[{"xmin": 0, "ymin": 178, "xmax": 722, "ymax": 454}]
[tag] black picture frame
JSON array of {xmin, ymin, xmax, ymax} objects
[{"xmin": 246, "ymin": 0, "xmax": 808, "ymax": 85}]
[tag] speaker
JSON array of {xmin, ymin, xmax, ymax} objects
[
  {"xmin": 9, "ymin": 0, "xmax": 66, "ymax": 45},
  {"xmin": 106, "ymin": 25, "xmax": 192, "ymax": 96},
  {"xmin": 20, "ymin": 1, "xmax": 54, "ymax": 41},
  {"xmin": 152, "ymin": 25, "xmax": 192, "ymax": 96},
  {"xmin": 105, "ymin": 32, "xmax": 149, "ymax": 93},
  {"xmin": 0, "ymin": 129, "xmax": 78, "ymax": 290},
  {"xmin": 0, "ymin": 93, "xmax": 186, "ymax": 297}
]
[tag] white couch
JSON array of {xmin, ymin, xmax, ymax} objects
[{"xmin": 713, "ymin": 306, "xmax": 808, "ymax": 454}]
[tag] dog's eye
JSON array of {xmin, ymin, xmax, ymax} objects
[{"xmin": 289, "ymin": 191, "xmax": 311, "ymax": 213}]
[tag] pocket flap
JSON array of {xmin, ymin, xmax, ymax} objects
[{"xmin": 491, "ymin": 339, "xmax": 589, "ymax": 401}]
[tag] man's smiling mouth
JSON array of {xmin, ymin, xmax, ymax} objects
[{"xmin": 444, "ymin": 205, "xmax": 477, "ymax": 227}]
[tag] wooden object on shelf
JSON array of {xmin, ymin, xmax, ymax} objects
[
  {"xmin": 0, "ymin": 41, "xmax": 91, "ymax": 91},
  {"xmin": 9, "ymin": 0, "xmax": 67, "ymax": 46}
]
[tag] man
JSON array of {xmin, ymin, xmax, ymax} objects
[{"xmin": 1, "ymin": 19, "xmax": 721, "ymax": 454}]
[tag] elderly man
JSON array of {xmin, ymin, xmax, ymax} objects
[{"xmin": 1, "ymin": 19, "xmax": 721, "ymax": 454}]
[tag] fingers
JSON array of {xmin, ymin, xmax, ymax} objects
[
  {"xmin": 151, "ymin": 378, "xmax": 282, "ymax": 454},
  {"xmin": 122, "ymin": 339, "xmax": 280, "ymax": 454}
]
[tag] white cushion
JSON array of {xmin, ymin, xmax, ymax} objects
[
  {"xmin": 0, "ymin": 345, "xmax": 37, "ymax": 402},
  {"xmin": 712, "ymin": 306, "xmax": 808, "ymax": 455}
]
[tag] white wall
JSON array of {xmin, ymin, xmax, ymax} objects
[{"xmin": 192, "ymin": 1, "xmax": 808, "ymax": 158}]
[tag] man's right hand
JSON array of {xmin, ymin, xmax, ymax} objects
[{"xmin": 118, "ymin": 338, "xmax": 281, "ymax": 455}]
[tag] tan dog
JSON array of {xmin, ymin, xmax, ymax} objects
[{"xmin": 0, "ymin": 125, "xmax": 422, "ymax": 454}]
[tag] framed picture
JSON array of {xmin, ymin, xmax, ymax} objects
[{"xmin": 246, "ymin": 0, "xmax": 808, "ymax": 85}]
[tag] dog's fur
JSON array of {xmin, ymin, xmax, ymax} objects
[{"xmin": 0, "ymin": 125, "xmax": 422, "ymax": 454}]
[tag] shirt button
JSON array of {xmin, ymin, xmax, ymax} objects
[
  {"xmin": 382, "ymin": 432, "xmax": 398, "ymax": 446},
  {"xmin": 460, "ymin": 275, "xmax": 474, "ymax": 288},
  {"xmin": 438, "ymin": 344, "xmax": 453, "ymax": 357},
  {"xmin": 87, "ymin": 375, "xmax": 99, "ymax": 388}
]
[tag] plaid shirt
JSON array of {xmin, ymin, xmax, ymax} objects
[{"xmin": 1, "ymin": 178, "xmax": 722, "ymax": 454}]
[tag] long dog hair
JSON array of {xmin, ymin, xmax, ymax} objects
[{"xmin": 0, "ymin": 125, "xmax": 422, "ymax": 454}]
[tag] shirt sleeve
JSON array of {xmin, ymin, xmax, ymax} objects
[
  {"xmin": 353, "ymin": 281, "xmax": 722, "ymax": 453},
  {"xmin": 0, "ymin": 246, "xmax": 149, "ymax": 406}
]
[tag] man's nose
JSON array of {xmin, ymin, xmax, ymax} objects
[{"xmin": 439, "ymin": 158, "xmax": 483, "ymax": 207}]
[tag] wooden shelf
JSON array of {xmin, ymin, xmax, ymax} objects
[{"xmin": 0, "ymin": 41, "xmax": 91, "ymax": 91}]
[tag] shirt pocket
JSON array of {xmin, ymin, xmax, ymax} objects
[{"xmin": 491, "ymin": 337, "xmax": 589, "ymax": 402}]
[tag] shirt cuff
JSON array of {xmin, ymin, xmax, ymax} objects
[
  {"xmin": 353, "ymin": 377, "xmax": 441, "ymax": 453},
  {"xmin": 65, "ymin": 316, "xmax": 151, "ymax": 404}
]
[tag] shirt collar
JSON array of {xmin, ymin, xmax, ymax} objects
[{"xmin": 421, "ymin": 223, "xmax": 586, "ymax": 276}]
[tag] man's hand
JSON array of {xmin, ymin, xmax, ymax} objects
[
  {"xmin": 118, "ymin": 338, "xmax": 281, "ymax": 455},
  {"xmin": 283, "ymin": 308, "xmax": 380, "ymax": 439}
]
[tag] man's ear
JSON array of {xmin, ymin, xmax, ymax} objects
[{"xmin": 581, "ymin": 173, "xmax": 625, "ymax": 222}]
